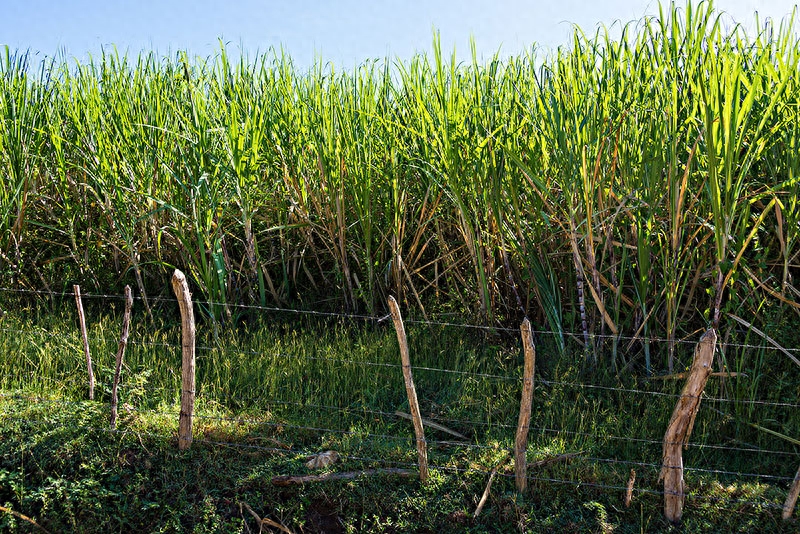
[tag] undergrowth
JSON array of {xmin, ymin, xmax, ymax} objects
[{"xmin": 0, "ymin": 302, "xmax": 799, "ymax": 532}]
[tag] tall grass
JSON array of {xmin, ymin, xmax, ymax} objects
[{"xmin": 1, "ymin": 1, "xmax": 799, "ymax": 374}]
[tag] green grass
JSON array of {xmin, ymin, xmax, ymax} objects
[
  {"xmin": 1, "ymin": 298, "xmax": 799, "ymax": 532},
  {"xmin": 0, "ymin": 378, "xmax": 796, "ymax": 532}
]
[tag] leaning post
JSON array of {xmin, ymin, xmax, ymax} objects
[
  {"xmin": 387, "ymin": 296, "xmax": 428, "ymax": 483},
  {"xmin": 659, "ymin": 328, "xmax": 717, "ymax": 523},
  {"xmin": 74, "ymin": 285, "xmax": 94, "ymax": 400},
  {"xmin": 783, "ymin": 464, "xmax": 800, "ymax": 520}
]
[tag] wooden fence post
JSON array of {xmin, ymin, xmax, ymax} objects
[
  {"xmin": 74, "ymin": 285, "xmax": 94, "ymax": 400},
  {"xmin": 172, "ymin": 270, "xmax": 196, "ymax": 451},
  {"xmin": 659, "ymin": 328, "xmax": 717, "ymax": 523},
  {"xmin": 783, "ymin": 464, "xmax": 800, "ymax": 520},
  {"xmin": 110, "ymin": 285, "xmax": 133, "ymax": 429},
  {"xmin": 387, "ymin": 296, "xmax": 428, "ymax": 483},
  {"xmin": 515, "ymin": 318, "xmax": 536, "ymax": 493}
]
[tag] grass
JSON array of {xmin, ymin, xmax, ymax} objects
[
  {"xmin": 3, "ymin": 0, "xmax": 800, "ymax": 530},
  {"xmin": 0, "ymin": 388, "xmax": 796, "ymax": 532},
  {"xmin": 1, "ymin": 296, "xmax": 800, "ymax": 531},
  {"xmin": 1, "ymin": 388, "xmax": 797, "ymax": 533}
]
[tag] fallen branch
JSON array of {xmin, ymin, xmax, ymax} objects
[
  {"xmin": 0, "ymin": 505, "xmax": 50, "ymax": 533},
  {"xmin": 395, "ymin": 411, "xmax": 469, "ymax": 441},
  {"xmin": 240, "ymin": 502, "xmax": 293, "ymax": 534},
  {"xmin": 475, "ymin": 453, "xmax": 510, "ymax": 518},
  {"xmin": 473, "ymin": 467, "xmax": 499, "ymax": 518},
  {"xmin": 272, "ymin": 468, "xmax": 417, "ymax": 487}
]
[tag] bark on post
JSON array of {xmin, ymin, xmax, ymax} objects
[
  {"xmin": 387, "ymin": 296, "xmax": 428, "ymax": 483},
  {"xmin": 74, "ymin": 285, "xmax": 94, "ymax": 400},
  {"xmin": 515, "ymin": 318, "xmax": 536, "ymax": 493},
  {"xmin": 110, "ymin": 286, "xmax": 133, "ymax": 429},
  {"xmin": 659, "ymin": 328, "xmax": 717, "ymax": 523},
  {"xmin": 783, "ymin": 464, "xmax": 800, "ymax": 520},
  {"xmin": 172, "ymin": 270, "xmax": 196, "ymax": 451},
  {"xmin": 625, "ymin": 469, "xmax": 636, "ymax": 508}
]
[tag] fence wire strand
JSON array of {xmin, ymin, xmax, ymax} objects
[
  {"xmin": 3, "ymin": 321, "xmax": 800, "ymax": 409},
  {"xmin": 5, "ymin": 387, "xmax": 799, "ymax": 459},
  {"xmin": 3, "ymin": 392, "xmax": 799, "ymax": 471},
  {"xmin": 2, "ymin": 286, "xmax": 799, "ymax": 353},
  {"xmin": 0, "ymin": 411, "xmax": 789, "ymax": 514},
  {"xmin": 2, "ymin": 285, "xmax": 800, "ymax": 520}
]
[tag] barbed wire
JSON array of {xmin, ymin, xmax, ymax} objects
[
  {"xmin": 2, "ymin": 286, "xmax": 799, "ymax": 353},
  {"xmin": 0, "ymin": 393, "xmax": 502, "ymax": 453},
  {"xmin": 3, "ymin": 391, "xmax": 799, "ymax": 467},
  {"xmin": 582, "ymin": 455, "xmax": 796, "ymax": 482},
  {"xmin": 0, "ymin": 286, "xmax": 383, "ymax": 322},
  {"xmin": 6, "ymin": 383, "xmax": 799, "ymax": 460},
  {"xmin": 3, "ymin": 342, "xmax": 800, "ymax": 414},
  {"xmin": 1, "ymin": 412, "xmax": 421, "ymax": 467},
  {"xmin": 488, "ymin": 471, "xmax": 786, "ymax": 512},
  {"xmin": 3, "ymin": 282, "xmax": 800, "ymax": 500},
  {"xmin": 0, "ymin": 410, "xmax": 789, "ymax": 514},
  {"xmin": 0, "ymin": 413, "xmax": 734, "ymax": 494}
]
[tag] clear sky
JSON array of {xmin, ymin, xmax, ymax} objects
[{"xmin": 2, "ymin": 1, "xmax": 798, "ymax": 67}]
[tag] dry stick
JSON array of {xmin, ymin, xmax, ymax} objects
[
  {"xmin": 515, "ymin": 318, "xmax": 536, "ymax": 493},
  {"xmin": 272, "ymin": 468, "xmax": 417, "ymax": 487},
  {"xmin": 240, "ymin": 501, "xmax": 293, "ymax": 534},
  {"xmin": 473, "ymin": 467, "xmax": 499, "ymax": 518},
  {"xmin": 110, "ymin": 285, "xmax": 133, "ymax": 430},
  {"xmin": 728, "ymin": 313, "xmax": 800, "ymax": 369},
  {"xmin": 74, "ymin": 284, "xmax": 94, "ymax": 400},
  {"xmin": 394, "ymin": 411, "xmax": 468, "ymax": 441},
  {"xmin": 388, "ymin": 295, "xmax": 428, "ymax": 483},
  {"xmin": 783, "ymin": 464, "xmax": 800, "ymax": 520},
  {"xmin": 172, "ymin": 269, "xmax": 196, "ymax": 451},
  {"xmin": 659, "ymin": 328, "xmax": 717, "ymax": 523},
  {"xmin": 0, "ymin": 505, "xmax": 50, "ymax": 533}
]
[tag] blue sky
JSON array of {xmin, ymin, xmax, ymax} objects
[{"xmin": 2, "ymin": 1, "xmax": 798, "ymax": 67}]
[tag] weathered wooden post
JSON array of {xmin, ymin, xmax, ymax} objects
[
  {"xmin": 74, "ymin": 285, "xmax": 94, "ymax": 400},
  {"xmin": 387, "ymin": 296, "xmax": 428, "ymax": 483},
  {"xmin": 659, "ymin": 328, "xmax": 717, "ymax": 523},
  {"xmin": 515, "ymin": 318, "xmax": 536, "ymax": 493},
  {"xmin": 172, "ymin": 270, "xmax": 196, "ymax": 451},
  {"xmin": 110, "ymin": 285, "xmax": 133, "ymax": 429},
  {"xmin": 625, "ymin": 469, "xmax": 636, "ymax": 508},
  {"xmin": 783, "ymin": 464, "xmax": 800, "ymax": 520}
]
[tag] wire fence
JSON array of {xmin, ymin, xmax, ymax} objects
[
  {"xmin": 3, "ymin": 285, "xmax": 800, "ymax": 352},
  {"xmin": 2, "ymin": 323, "xmax": 799, "ymax": 408},
  {"xmin": 0, "ymin": 404, "xmax": 790, "ymax": 515},
  {"xmin": 1, "ymin": 285, "xmax": 799, "ymax": 521}
]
